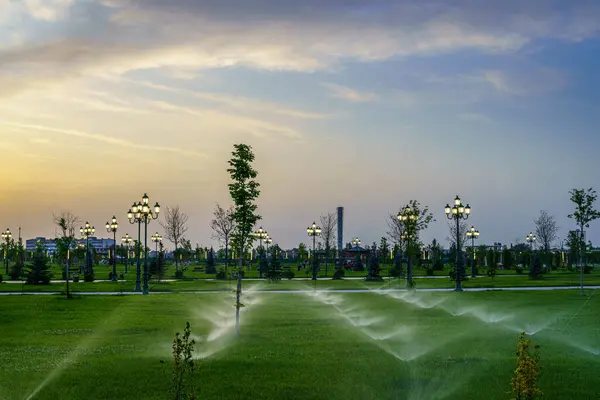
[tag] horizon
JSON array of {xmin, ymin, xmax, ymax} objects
[{"xmin": 1, "ymin": 1, "xmax": 599, "ymax": 248}]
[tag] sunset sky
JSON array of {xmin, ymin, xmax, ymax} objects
[{"xmin": 1, "ymin": 0, "xmax": 599, "ymax": 249}]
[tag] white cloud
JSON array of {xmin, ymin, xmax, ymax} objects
[
  {"xmin": 322, "ymin": 83, "xmax": 378, "ymax": 103},
  {"xmin": 23, "ymin": 0, "xmax": 74, "ymax": 21}
]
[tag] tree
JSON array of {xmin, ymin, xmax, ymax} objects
[
  {"xmin": 534, "ymin": 210, "xmax": 558, "ymax": 253},
  {"xmin": 205, "ymin": 247, "xmax": 216, "ymax": 274},
  {"xmin": 511, "ymin": 333, "xmax": 542, "ymax": 400},
  {"xmin": 366, "ymin": 244, "xmax": 383, "ymax": 281},
  {"xmin": 379, "ymin": 237, "xmax": 390, "ymax": 264},
  {"xmin": 160, "ymin": 205, "xmax": 189, "ymax": 274},
  {"xmin": 446, "ymin": 220, "xmax": 469, "ymax": 248},
  {"xmin": 26, "ymin": 241, "xmax": 53, "ymax": 285},
  {"xmin": 267, "ymin": 244, "xmax": 283, "ymax": 283},
  {"xmin": 568, "ymin": 188, "xmax": 600, "ymax": 294},
  {"xmin": 150, "ymin": 242, "xmax": 166, "ymax": 281},
  {"xmin": 319, "ymin": 212, "xmax": 337, "ymax": 275},
  {"xmin": 54, "ymin": 212, "xmax": 78, "ymax": 298},
  {"xmin": 171, "ymin": 322, "xmax": 197, "ymax": 400},
  {"xmin": 53, "ymin": 211, "xmax": 81, "ymax": 238},
  {"xmin": 529, "ymin": 254, "xmax": 543, "ymax": 280},
  {"xmin": 227, "ymin": 143, "xmax": 261, "ymax": 337},
  {"xmin": 298, "ymin": 243, "xmax": 307, "ymax": 263},
  {"xmin": 210, "ymin": 203, "xmax": 236, "ymax": 269},
  {"xmin": 430, "ymin": 239, "xmax": 444, "ymax": 270}
]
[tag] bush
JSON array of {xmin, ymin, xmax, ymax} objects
[
  {"xmin": 10, "ymin": 261, "xmax": 24, "ymax": 280},
  {"xmin": 529, "ymin": 256, "xmax": 543, "ymax": 280},
  {"xmin": 388, "ymin": 266, "xmax": 402, "ymax": 278},
  {"xmin": 515, "ymin": 266, "xmax": 524, "ymax": 275},
  {"xmin": 83, "ymin": 270, "xmax": 95, "ymax": 282},
  {"xmin": 216, "ymin": 269, "xmax": 226, "ymax": 280},
  {"xmin": 332, "ymin": 268, "xmax": 345, "ymax": 280},
  {"xmin": 584, "ymin": 265, "xmax": 593, "ymax": 274},
  {"xmin": 72, "ymin": 274, "xmax": 80, "ymax": 283},
  {"xmin": 281, "ymin": 270, "xmax": 295, "ymax": 280},
  {"xmin": 175, "ymin": 270, "xmax": 185, "ymax": 279},
  {"xmin": 425, "ymin": 267, "xmax": 435, "ymax": 276},
  {"xmin": 0, "ymin": 274, "xmax": 2, "ymax": 283}
]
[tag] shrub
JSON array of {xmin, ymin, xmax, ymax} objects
[
  {"xmin": 529, "ymin": 256, "xmax": 543, "ymax": 280},
  {"xmin": 216, "ymin": 269, "xmax": 226, "ymax": 280},
  {"xmin": 515, "ymin": 266, "xmax": 524, "ymax": 275},
  {"xmin": 0, "ymin": 274, "xmax": 2, "ymax": 283},
  {"xmin": 72, "ymin": 274, "xmax": 80, "ymax": 283},
  {"xmin": 83, "ymin": 271, "xmax": 95, "ymax": 282},
  {"xmin": 171, "ymin": 322, "xmax": 197, "ymax": 400},
  {"xmin": 510, "ymin": 332, "xmax": 542, "ymax": 400},
  {"xmin": 332, "ymin": 268, "xmax": 345, "ymax": 280},
  {"xmin": 281, "ymin": 270, "xmax": 295, "ymax": 280},
  {"xmin": 425, "ymin": 267, "xmax": 435, "ymax": 276},
  {"xmin": 10, "ymin": 261, "xmax": 24, "ymax": 280},
  {"xmin": 175, "ymin": 270, "xmax": 184, "ymax": 279},
  {"xmin": 449, "ymin": 264, "xmax": 468, "ymax": 282},
  {"xmin": 388, "ymin": 266, "xmax": 402, "ymax": 278},
  {"xmin": 584, "ymin": 265, "xmax": 593, "ymax": 274},
  {"xmin": 26, "ymin": 242, "xmax": 53, "ymax": 285}
]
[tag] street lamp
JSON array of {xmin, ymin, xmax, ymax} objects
[
  {"xmin": 307, "ymin": 222, "xmax": 321, "ymax": 280},
  {"xmin": 128, "ymin": 193, "xmax": 160, "ymax": 295},
  {"xmin": 121, "ymin": 233, "xmax": 133, "ymax": 274},
  {"xmin": 80, "ymin": 222, "xmax": 95, "ymax": 275},
  {"xmin": 445, "ymin": 195, "xmax": 471, "ymax": 292},
  {"xmin": 398, "ymin": 205, "xmax": 418, "ymax": 287},
  {"xmin": 106, "ymin": 216, "xmax": 119, "ymax": 282},
  {"xmin": 352, "ymin": 237, "xmax": 361, "ymax": 247},
  {"xmin": 526, "ymin": 232, "xmax": 536, "ymax": 268},
  {"xmin": 2, "ymin": 228, "xmax": 12, "ymax": 275},
  {"xmin": 253, "ymin": 226, "xmax": 268, "ymax": 278},
  {"xmin": 265, "ymin": 235, "xmax": 273, "ymax": 272},
  {"xmin": 466, "ymin": 226, "xmax": 480, "ymax": 278},
  {"xmin": 151, "ymin": 232, "xmax": 163, "ymax": 258}
]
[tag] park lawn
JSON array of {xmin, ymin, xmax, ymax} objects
[{"xmin": 0, "ymin": 290, "xmax": 598, "ymax": 399}]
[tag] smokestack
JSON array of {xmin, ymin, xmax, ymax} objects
[{"xmin": 337, "ymin": 207, "xmax": 344, "ymax": 252}]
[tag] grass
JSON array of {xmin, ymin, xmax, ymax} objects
[{"xmin": 0, "ymin": 290, "xmax": 598, "ymax": 399}]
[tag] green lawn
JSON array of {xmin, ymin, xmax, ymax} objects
[{"xmin": 0, "ymin": 290, "xmax": 598, "ymax": 399}]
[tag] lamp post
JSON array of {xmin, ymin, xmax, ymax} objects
[
  {"xmin": 2, "ymin": 228, "xmax": 12, "ymax": 275},
  {"xmin": 128, "ymin": 204, "xmax": 143, "ymax": 291},
  {"xmin": 265, "ymin": 235, "xmax": 272, "ymax": 270},
  {"xmin": 80, "ymin": 222, "xmax": 95, "ymax": 275},
  {"xmin": 526, "ymin": 232, "xmax": 536, "ymax": 269},
  {"xmin": 445, "ymin": 196, "xmax": 471, "ymax": 292},
  {"xmin": 398, "ymin": 205, "xmax": 418, "ymax": 287},
  {"xmin": 151, "ymin": 232, "xmax": 162, "ymax": 258},
  {"xmin": 106, "ymin": 216, "xmax": 119, "ymax": 282},
  {"xmin": 121, "ymin": 233, "xmax": 133, "ymax": 274},
  {"xmin": 253, "ymin": 227, "xmax": 268, "ymax": 278},
  {"xmin": 307, "ymin": 222, "xmax": 322, "ymax": 281},
  {"xmin": 466, "ymin": 226, "xmax": 480, "ymax": 278},
  {"xmin": 128, "ymin": 194, "xmax": 160, "ymax": 295}
]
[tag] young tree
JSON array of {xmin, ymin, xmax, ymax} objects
[
  {"xmin": 511, "ymin": 333, "xmax": 542, "ymax": 400},
  {"xmin": 366, "ymin": 244, "xmax": 383, "ymax": 281},
  {"xmin": 26, "ymin": 241, "xmax": 53, "ymax": 285},
  {"xmin": 567, "ymin": 188, "xmax": 600, "ymax": 294},
  {"xmin": 379, "ymin": 237, "xmax": 390, "ymax": 264},
  {"xmin": 267, "ymin": 244, "xmax": 283, "ymax": 283},
  {"xmin": 397, "ymin": 200, "xmax": 435, "ymax": 287},
  {"xmin": 319, "ymin": 212, "xmax": 337, "ymax": 274},
  {"xmin": 227, "ymin": 143, "xmax": 261, "ymax": 337},
  {"xmin": 210, "ymin": 203, "xmax": 236, "ymax": 269},
  {"xmin": 150, "ymin": 242, "xmax": 166, "ymax": 281},
  {"xmin": 534, "ymin": 210, "xmax": 558, "ymax": 253},
  {"xmin": 529, "ymin": 254, "xmax": 543, "ymax": 280},
  {"xmin": 171, "ymin": 322, "xmax": 197, "ymax": 400},
  {"xmin": 160, "ymin": 205, "xmax": 189, "ymax": 274},
  {"xmin": 205, "ymin": 247, "xmax": 216, "ymax": 274},
  {"xmin": 53, "ymin": 211, "xmax": 81, "ymax": 238},
  {"xmin": 298, "ymin": 242, "xmax": 307, "ymax": 264},
  {"xmin": 54, "ymin": 213, "xmax": 78, "ymax": 298}
]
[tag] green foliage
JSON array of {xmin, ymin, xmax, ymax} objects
[
  {"xmin": 215, "ymin": 269, "xmax": 226, "ymax": 280},
  {"xmin": 26, "ymin": 241, "xmax": 53, "ymax": 285},
  {"xmin": 205, "ymin": 247, "xmax": 216, "ymax": 274},
  {"xmin": 227, "ymin": 144, "xmax": 261, "ymax": 269},
  {"xmin": 281, "ymin": 270, "xmax": 295, "ymax": 280},
  {"xmin": 510, "ymin": 332, "xmax": 542, "ymax": 400},
  {"xmin": 515, "ymin": 265, "xmax": 524, "ymax": 274},
  {"xmin": 298, "ymin": 242, "xmax": 307, "ymax": 262},
  {"xmin": 568, "ymin": 188, "xmax": 600, "ymax": 229},
  {"xmin": 354, "ymin": 253, "xmax": 364, "ymax": 271},
  {"xmin": 9, "ymin": 259, "xmax": 24, "ymax": 280},
  {"xmin": 503, "ymin": 248, "xmax": 514, "ymax": 268},
  {"xmin": 266, "ymin": 245, "xmax": 283, "ymax": 283},
  {"xmin": 150, "ymin": 243, "xmax": 167, "ymax": 280},
  {"xmin": 171, "ymin": 322, "xmax": 197, "ymax": 400},
  {"xmin": 378, "ymin": 237, "xmax": 390, "ymax": 262}
]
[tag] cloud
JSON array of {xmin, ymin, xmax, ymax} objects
[
  {"xmin": 0, "ymin": 121, "xmax": 205, "ymax": 157},
  {"xmin": 481, "ymin": 68, "xmax": 566, "ymax": 95},
  {"xmin": 457, "ymin": 113, "xmax": 493, "ymax": 123},
  {"xmin": 322, "ymin": 83, "xmax": 378, "ymax": 103},
  {"xmin": 29, "ymin": 137, "xmax": 50, "ymax": 144},
  {"xmin": 23, "ymin": 0, "xmax": 74, "ymax": 21}
]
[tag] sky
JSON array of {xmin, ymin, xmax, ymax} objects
[{"xmin": 0, "ymin": 0, "xmax": 599, "ymax": 250}]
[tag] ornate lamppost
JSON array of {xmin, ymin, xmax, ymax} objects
[
  {"xmin": 121, "ymin": 233, "xmax": 133, "ymax": 274},
  {"xmin": 466, "ymin": 226, "xmax": 480, "ymax": 278},
  {"xmin": 398, "ymin": 205, "xmax": 418, "ymax": 287},
  {"xmin": 106, "ymin": 216, "xmax": 119, "ymax": 282},
  {"xmin": 151, "ymin": 232, "xmax": 163, "ymax": 258},
  {"xmin": 265, "ymin": 235, "xmax": 272, "ymax": 270},
  {"xmin": 445, "ymin": 196, "xmax": 471, "ymax": 292},
  {"xmin": 80, "ymin": 222, "xmax": 95, "ymax": 275},
  {"xmin": 307, "ymin": 222, "xmax": 322, "ymax": 281},
  {"xmin": 2, "ymin": 228, "xmax": 12, "ymax": 275},
  {"xmin": 128, "ymin": 194, "xmax": 160, "ymax": 295},
  {"xmin": 253, "ymin": 226, "xmax": 268, "ymax": 278}
]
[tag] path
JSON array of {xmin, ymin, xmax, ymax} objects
[{"xmin": 1, "ymin": 286, "xmax": 598, "ymax": 296}]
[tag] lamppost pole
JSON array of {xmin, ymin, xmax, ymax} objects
[
  {"xmin": 398, "ymin": 205, "xmax": 417, "ymax": 288},
  {"xmin": 106, "ymin": 216, "xmax": 119, "ymax": 282},
  {"xmin": 526, "ymin": 232, "xmax": 536, "ymax": 271},
  {"xmin": 80, "ymin": 222, "xmax": 95, "ymax": 276},
  {"xmin": 466, "ymin": 226, "xmax": 480, "ymax": 278},
  {"xmin": 2, "ymin": 229, "xmax": 12, "ymax": 275},
  {"xmin": 151, "ymin": 232, "xmax": 163, "ymax": 278},
  {"xmin": 121, "ymin": 233, "xmax": 132, "ymax": 274},
  {"xmin": 128, "ymin": 194, "xmax": 160, "ymax": 294},
  {"xmin": 445, "ymin": 196, "xmax": 471, "ymax": 292},
  {"xmin": 307, "ymin": 222, "xmax": 322, "ymax": 281},
  {"xmin": 265, "ymin": 235, "xmax": 272, "ymax": 271},
  {"xmin": 253, "ymin": 227, "xmax": 268, "ymax": 278},
  {"xmin": 128, "ymin": 204, "xmax": 143, "ymax": 291}
]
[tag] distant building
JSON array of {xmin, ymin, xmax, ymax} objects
[
  {"xmin": 26, "ymin": 237, "xmax": 58, "ymax": 254},
  {"xmin": 25, "ymin": 237, "xmax": 115, "ymax": 255}
]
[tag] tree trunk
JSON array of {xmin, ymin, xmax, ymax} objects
[
  {"xmin": 235, "ymin": 242, "xmax": 242, "ymax": 337},
  {"xmin": 175, "ymin": 239, "xmax": 179, "ymax": 273}
]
